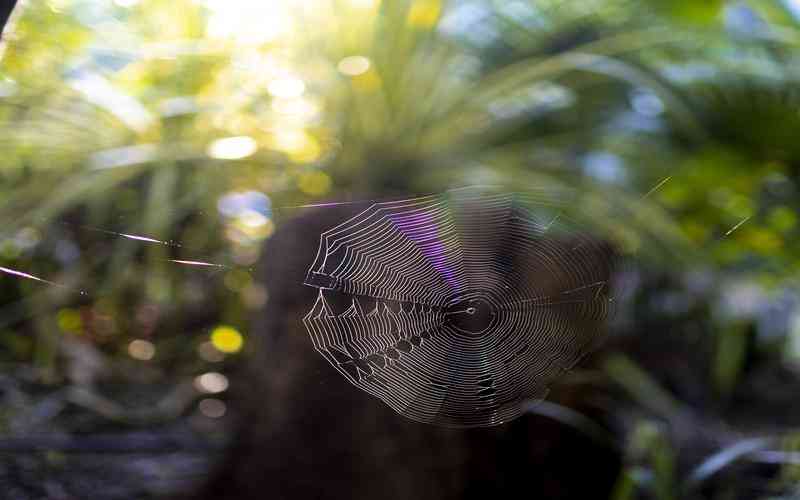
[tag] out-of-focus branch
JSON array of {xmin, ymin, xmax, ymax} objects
[
  {"xmin": 65, "ymin": 381, "xmax": 199, "ymax": 425},
  {"xmin": 0, "ymin": 432, "xmax": 222, "ymax": 453}
]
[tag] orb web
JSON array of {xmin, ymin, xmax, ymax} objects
[{"xmin": 302, "ymin": 188, "xmax": 620, "ymax": 428}]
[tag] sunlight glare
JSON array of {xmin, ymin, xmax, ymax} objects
[
  {"xmin": 267, "ymin": 77, "xmax": 306, "ymax": 99},
  {"xmin": 204, "ymin": 0, "xmax": 294, "ymax": 44}
]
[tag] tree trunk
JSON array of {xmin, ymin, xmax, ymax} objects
[{"xmin": 195, "ymin": 202, "xmax": 621, "ymax": 500}]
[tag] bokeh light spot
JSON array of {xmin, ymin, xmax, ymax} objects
[
  {"xmin": 338, "ymin": 56, "xmax": 371, "ymax": 76},
  {"xmin": 289, "ymin": 141, "xmax": 322, "ymax": 163},
  {"xmin": 198, "ymin": 398, "xmax": 227, "ymax": 418},
  {"xmin": 227, "ymin": 212, "xmax": 275, "ymax": 243},
  {"xmin": 128, "ymin": 339, "xmax": 156, "ymax": 361},
  {"xmin": 238, "ymin": 210, "xmax": 270, "ymax": 229},
  {"xmin": 407, "ymin": 0, "xmax": 442, "ymax": 28},
  {"xmin": 217, "ymin": 190, "xmax": 271, "ymax": 218},
  {"xmin": 211, "ymin": 325, "xmax": 244, "ymax": 354},
  {"xmin": 57, "ymin": 308, "xmax": 83, "ymax": 334},
  {"xmin": 194, "ymin": 372, "xmax": 229, "ymax": 394},
  {"xmin": 270, "ymin": 129, "xmax": 322, "ymax": 163},
  {"xmin": 207, "ymin": 136, "xmax": 258, "ymax": 160}
]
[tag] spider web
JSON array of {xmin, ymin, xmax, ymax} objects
[{"xmin": 303, "ymin": 187, "xmax": 620, "ymax": 428}]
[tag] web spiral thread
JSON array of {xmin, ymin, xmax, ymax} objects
[{"xmin": 303, "ymin": 188, "xmax": 619, "ymax": 428}]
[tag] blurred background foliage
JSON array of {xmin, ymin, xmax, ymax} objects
[{"xmin": 2, "ymin": 0, "xmax": 800, "ymax": 498}]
